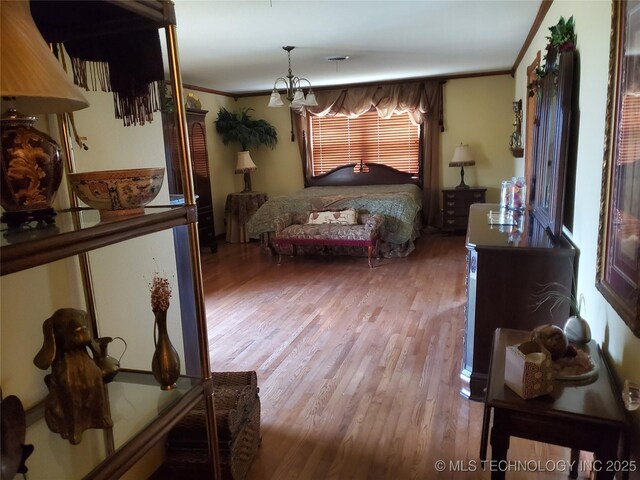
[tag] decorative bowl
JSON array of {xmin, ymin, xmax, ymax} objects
[{"xmin": 67, "ymin": 167, "xmax": 164, "ymax": 219}]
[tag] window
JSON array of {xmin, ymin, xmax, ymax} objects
[{"xmin": 309, "ymin": 109, "xmax": 420, "ymax": 176}]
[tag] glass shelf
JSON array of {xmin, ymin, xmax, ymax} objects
[
  {"xmin": 1, "ymin": 205, "xmax": 196, "ymax": 276},
  {"xmin": 23, "ymin": 371, "xmax": 204, "ymax": 480}
]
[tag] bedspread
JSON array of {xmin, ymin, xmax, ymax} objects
[{"xmin": 246, "ymin": 184, "xmax": 422, "ymax": 245}]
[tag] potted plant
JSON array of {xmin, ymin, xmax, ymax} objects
[
  {"xmin": 215, "ymin": 108, "xmax": 278, "ymax": 192},
  {"xmin": 527, "ymin": 16, "xmax": 575, "ymax": 97}
]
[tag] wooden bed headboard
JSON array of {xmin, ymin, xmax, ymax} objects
[{"xmin": 306, "ymin": 163, "xmax": 421, "ymax": 187}]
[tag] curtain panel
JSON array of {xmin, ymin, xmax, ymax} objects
[{"xmin": 294, "ymin": 81, "xmax": 444, "ymax": 227}]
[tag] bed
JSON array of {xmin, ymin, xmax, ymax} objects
[{"xmin": 246, "ymin": 163, "xmax": 423, "ymax": 257}]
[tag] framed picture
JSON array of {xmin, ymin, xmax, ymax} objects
[{"xmin": 597, "ymin": 0, "xmax": 640, "ymax": 336}]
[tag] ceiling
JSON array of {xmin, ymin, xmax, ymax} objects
[{"xmin": 169, "ymin": 0, "xmax": 543, "ymax": 96}]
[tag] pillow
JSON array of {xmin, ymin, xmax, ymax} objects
[{"xmin": 308, "ymin": 209, "xmax": 357, "ymax": 225}]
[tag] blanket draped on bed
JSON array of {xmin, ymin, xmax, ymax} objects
[{"xmin": 246, "ymin": 184, "xmax": 422, "ymax": 246}]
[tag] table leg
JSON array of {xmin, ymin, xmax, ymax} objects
[
  {"xmin": 570, "ymin": 449, "xmax": 579, "ymax": 479},
  {"xmin": 479, "ymin": 405, "xmax": 491, "ymax": 461},
  {"xmin": 593, "ymin": 451, "xmax": 617, "ymax": 480},
  {"xmin": 489, "ymin": 427, "xmax": 510, "ymax": 480}
]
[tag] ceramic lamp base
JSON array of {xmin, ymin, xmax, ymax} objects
[{"xmin": 1, "ymin": 110, "xmax": 63, "ymax": 227}]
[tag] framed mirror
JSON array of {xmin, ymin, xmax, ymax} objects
[
  {"xmin": 530, "ymin": 38, "xmax": 575, "ymax": 240},
  {"xmin": 597, "ymin": 0, "xmax": 639, "ymax": 336}
]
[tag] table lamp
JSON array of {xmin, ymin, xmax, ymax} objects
[
  {"xmin": 235, "ymin": 151, "xmax": 257, "ymax": 193},
  {"xmin": 449, "ymin": 143, "xmax": 475, "ymax": 189},
  {"xmin": 1, "ymin": 0, "xmax": 89, "ymax": 227}
]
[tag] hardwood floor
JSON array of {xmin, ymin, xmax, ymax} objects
[{"xmin": 201, "ymin": 233, "xmax": 591, "ymax": 479}]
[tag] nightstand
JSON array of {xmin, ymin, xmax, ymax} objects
[
  {"xmin": 441, "ymin": 187, "xmax": 486, "ymax": 232},
  {"xmin": 225, "ymin": 191, "xmax": 268, "ymax": 243}
]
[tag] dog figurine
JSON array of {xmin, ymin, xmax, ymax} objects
[{"xmin": 33, "ymin": 308, "xmax": 113, "ymax": 444}]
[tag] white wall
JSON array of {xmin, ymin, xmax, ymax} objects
[
  {"xmin": 441, "ymin": 75, "xmax": 516, "ymax": 202},
  {"xmin": 514, "ymin": 0, "xmax": 640, "ymax": 440}
]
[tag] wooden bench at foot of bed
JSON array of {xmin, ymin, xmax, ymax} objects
[{"xmin": 273, "ymin": 212, "xmax": 384, "ymax": 268}]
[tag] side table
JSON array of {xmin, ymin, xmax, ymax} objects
[
  {"xmin": 225, "ymin": 191, "xmax": 268, "ymax": 243},
  {"xmin": 442, "ymin": 187, "xmax": 486, "ymax": 232},
  {"xmin": 481, "ymin": 328, "xmax": 630, "ymax": 480}
]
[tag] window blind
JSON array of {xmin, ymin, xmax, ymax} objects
[
  {"xmin": 190, "ymin": 122, "xmax": 209, "ymax": 177},
  {"xmin": 309, "ymin": 110, "xmax": 420, "ymax": 176},
  {"xmin": 618, "ymin": 93, "xmax": 639, "ymax": 165}
]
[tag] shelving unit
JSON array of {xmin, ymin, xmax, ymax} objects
[
  {"xmin": 1, "ymin": 206, "xmax": 196, "ymax": 275},
  {"xmin": 1, "ymin": 1, "xmax": 219, "ymax": 478}
]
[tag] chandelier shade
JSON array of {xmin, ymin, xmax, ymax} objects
[{"xmin": 268, "ymin": 46, "xmax": 317, "ymax": 109}]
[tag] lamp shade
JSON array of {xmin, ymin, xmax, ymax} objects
[
  {"xmin": 235, "ymin": 151, "xmax": 257, "ymax": 173},
  {"xmin": 290, "ymin": 89, "xmax": 306, "ymax": 108},
  {"xmin": 268, "ymin": 89, "xmax": 284, "ymax": 108},
  {"xmin": 304, "ymin": 90, "xmax": 318, "ymax": 107},
  {"xmin": 0, "ymin": 0, "xmax": 89, "ymax": 114},
  {"xmin": 449, "ymin": 144, "xmax": 475, "ymax": 167}
]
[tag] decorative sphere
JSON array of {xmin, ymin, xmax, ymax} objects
[{"xmin": 531, "ymin": 324, "xmax": 569, "ymax": 360}]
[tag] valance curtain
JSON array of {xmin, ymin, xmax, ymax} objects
[{"xmin": 293, "ymin": 81, "xmax": 444, "ymax": 227}]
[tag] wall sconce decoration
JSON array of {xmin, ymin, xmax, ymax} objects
[
  {"xmin": 510, "ymin": 99, "xmax": 524, "ymax": 157},
  {"xmin": 449, "ymin": 143, "xmax": 476, "ymax": 189}
]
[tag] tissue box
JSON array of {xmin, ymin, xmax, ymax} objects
[{"xmin": 504, "ymin": 341, "xmax": 554, "ymax": 399}]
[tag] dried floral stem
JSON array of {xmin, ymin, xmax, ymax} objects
[
  {"xmin": 149, "ymin": 275, "xmax": 171, "ymax": 312},
  {"xmin": 531, "ymin": 281, "xmax": 585, "ymax": 317}
]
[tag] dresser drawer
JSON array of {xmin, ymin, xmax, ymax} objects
[
  {"xmin": 443, "ymin": 206, "xmax": 470, "ymax": 217},
  {"xmin": 470, "ymin": 190, "xmax": 485, "ymax": 202},
  {"xmin": 443, "ymin": 216, "xmax": 469, "ymax": 229},
  {"xmin": 444, "ymin": 190, "xmax": 486, "ymax": 206}
]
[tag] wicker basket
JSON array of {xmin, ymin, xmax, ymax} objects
[
  {"xmin": 220, "ymin": 398, "xmax": 261, "ymax": 480},
  {"xmin": 155, "ymin": 371, "xmax": 261, "ymax": 480}
]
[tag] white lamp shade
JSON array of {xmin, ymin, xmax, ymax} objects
[
  {"xmin": 0, "ymin": 0, "xmax": 89, "ymax": 114},
  {"xmin": 268, "ymin": 90, "xmax": 284, "ymax": 107},
  {"xmin": 290, "ymin": 89, "xmax": 306, "ymax": 108},
  {"xmin": 450, "ymin": 144, "xmax": 475, "ymax": 166},
  {"xmin": 304, "ymin": 90, "xmax": 318, "ymax": 107},
  {"xmin": 235, "ymin": 151, "xmax": 257, "ymax": 173}
]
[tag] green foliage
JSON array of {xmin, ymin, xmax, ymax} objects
[
  {"xmin": 528, "ymin": 16, "xmax": 576, "ymax": 98},
  {"xmin": 215, "ymin": 108, "xmax": 278, "ymax": 151},
  {"xmin": 547, "ymin": 16, "xmax": 575, "ymax": 50}
]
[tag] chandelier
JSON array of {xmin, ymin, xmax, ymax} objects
[{"xmin": 268, "ymin": 46, "xmax": 318, "ymax": 108}]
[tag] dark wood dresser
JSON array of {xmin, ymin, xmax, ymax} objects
[
  {"xmin": 442, "ymin": 187, "xmax": 486, "ymax": 232},
  {"xmin": 462, "ymin": 203, "xmax": 575, "ymax": 401}
]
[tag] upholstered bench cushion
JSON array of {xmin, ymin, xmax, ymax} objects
[
  {"xmin": 273, "ymin": 212, "xmax": 384, "ymax": 267},
  {"xmin": 279, "ymin": 223, "xmax": 375, "ymax": 243}
]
